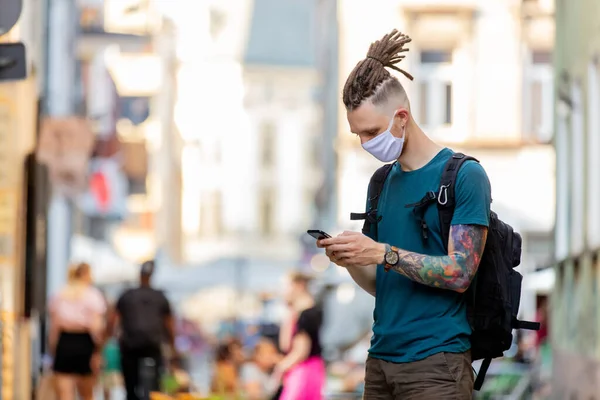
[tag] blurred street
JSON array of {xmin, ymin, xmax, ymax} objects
[{"xmin": 0, "ymin": 0, "xmax": 597, "ymax": 398}]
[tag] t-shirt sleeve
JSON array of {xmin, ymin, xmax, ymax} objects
[
  {"xmin": 295, "ymin": 308, "xmax": 320, "ymax": 338},
  {"xmin": 240, "ymin": 363, "xmax": 260, "ymax": 383},
  {"xmin": 451, "ymin": 161, "xmax": 492, "ymax": 227},
  {"xmin": 87, "ymin": 288, "xmax": 107, "ymax": 315},
  {"xmin": 48, "ymin": 294, "xmax": 59, "ymax": 315}
]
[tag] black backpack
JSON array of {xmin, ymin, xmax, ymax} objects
[{"xmin": 350, "ymin": 152, "xmax": 540, "ymax": 391}]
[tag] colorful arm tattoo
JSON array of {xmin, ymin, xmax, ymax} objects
[{"xmin": 389, "ymin": 224, "xmax": 488, "ymax": 292}]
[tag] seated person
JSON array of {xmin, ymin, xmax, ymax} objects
[{"xmin": 241, "ymin": 338, "xmax": 281, "ymax": 400}]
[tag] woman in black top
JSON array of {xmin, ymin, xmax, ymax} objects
[{"xmin": 274, "ymin": 272, "xmax": 325, "ymax": 400}]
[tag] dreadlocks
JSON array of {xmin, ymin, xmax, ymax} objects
[{"xmin": 342, "ymin": 29, "xmax": 414, "ymax": 111}]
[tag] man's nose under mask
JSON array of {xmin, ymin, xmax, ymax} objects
[{"xmin": 361, "ymin": 115, "xmax": 405, "ymax": 162}]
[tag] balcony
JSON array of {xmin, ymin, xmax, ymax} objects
[
  {"xmin": 521, "ymin": 0, "xmax": 554, "ymax": 18},
  {"xmin": 78, "ymin": 1, "xmax": 161, "ymax": 56},
  {"xmin": 399, "ymin": 0, "xmax": 477, "ymax": 14}
]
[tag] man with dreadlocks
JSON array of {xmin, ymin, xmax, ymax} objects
[{"xmin": 318, "ymin": 29, "xmax": 491, "ymax": 398}]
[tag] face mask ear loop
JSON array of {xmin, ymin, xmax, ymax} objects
[{"xmin": 387, "ymin": 114, "xmax": 396, "ymax": 131}]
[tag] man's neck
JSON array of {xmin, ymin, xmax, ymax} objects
[{"xmin": 397, "ymin": 120, "xmax": 444, "ymax": 171}]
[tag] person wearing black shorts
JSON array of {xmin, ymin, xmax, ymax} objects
[{"xmin": 49, "ymin": 263, "xmax": 106, "ymax": 400}]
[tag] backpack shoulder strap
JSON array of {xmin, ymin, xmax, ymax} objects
[
  {"xmin": 437, "ymin": 152, "xmax": 479, "ymax": 251},
  {"xmin": 350, "ymin": 163, "xmax": 394, "ymax": 239}
]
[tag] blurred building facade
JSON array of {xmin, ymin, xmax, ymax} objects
[
  {"xmin": 179, "ymin": 0, "xmax": 324, "ymax": 269},
  {"xmin": 0, "ymin": 0, "xmax": 47, "ymax": 396},
  {"xmin": 551, "ymin": 0, "xmax": 600, "ymax": 397},
  {"xmin": 336, "ymin": 0, "xmax": 555, "ymax": 321},
  {"xmin": 70, "ymin": 0, "xmax": 172, "ymax": 283}
]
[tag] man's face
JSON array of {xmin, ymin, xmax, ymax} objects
[{"xmin": 347, "ymin": 102, "xmax": 408, "ymax": 145}]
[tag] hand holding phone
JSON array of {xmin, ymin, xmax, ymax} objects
[{"xmin": 307, "ymin": 230, "xmax": 331, "ymax": 241}]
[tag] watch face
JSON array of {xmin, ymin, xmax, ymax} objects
[{"xmin": 385, "ymin": 250, "xmax": 399, "ymax": 265}]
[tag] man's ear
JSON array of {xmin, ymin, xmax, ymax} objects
[{"xmin": 395, "ymin": 108, "xmax": 410, "ymax": 126}]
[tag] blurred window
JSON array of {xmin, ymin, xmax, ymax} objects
[
  {"xmin": 209, "ymin": 7, "xmax": 227, "ymax": 40},
  {"xmin": 310, "ymin": 132, "xmax": 321, "ymax": 166},
  {"xmin": 570, "ymin": 82, "xmax": 584, "ymax": 255},
  {"xmin": 420, "ymin": 50, "xmax": 453, "ymax": 64},
  {"xmin": 260, "ymin": 121, "xmax": 276, "ymax": 167},
  {"xmin": 200, "ymin": 190, "xmax": 223, "ymax": 237},
  {"xmin": 128, "ymin": 177, "xmax": 146, "ymax": 195},
  {"xmin": 525, "ymin": 50, "xmax": 553, "ymax": 143},
  {"xmin": 259, "ymin": 187, "xmax": 274, "ymax": 236},
  {"xmin": 417, "ymin": 49, "xmax": 454, "ymax": 133},
  {"xmin": 587, "ymin": 62, "xmax": 600, "ymax": 248},
  {"xmin": 121, "ymin": 141, "xmax": 148, "ymax": 195}
]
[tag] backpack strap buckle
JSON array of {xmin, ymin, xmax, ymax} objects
[
  {"xmin": 513, "ymin": 319, "xmax": 541, "ymax": 331},
  {"xmin": 438, "ymin": 184, "xmax": 450, "ymax": 206},
  {"xmin": 406, "ymin": 191, "xmax": 438, "ymax": 241},
  {"xmin": 350, "ymin": 212, "xmax": 366, "ymax": 221},
  {"xmin": 350, "ymin": 210, "xmax": 381, "ymax": 224}
]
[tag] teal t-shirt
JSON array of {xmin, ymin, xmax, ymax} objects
[{"xmin": 367, "ymin": 148, "xmax": 491, "ymax": 363}]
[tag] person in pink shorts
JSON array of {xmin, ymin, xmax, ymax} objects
[{"xmin": 274, "ymin": 272, "xmax": 325, "ymax": 400}]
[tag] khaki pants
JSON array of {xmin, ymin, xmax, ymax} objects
[{"xmin": 364, "ymin": 351, "xmax": 473, "ymax": 399}]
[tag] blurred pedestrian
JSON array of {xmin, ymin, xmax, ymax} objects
[
  {"xmin": 100, "ymin": 335, "xmax": 122, "ymax": 400},
  {"xmin": 49, "ymin": 262, "xmax": 107, "ymax": 400},
  {"xmin": 227, "ymin": 337, "xmax": 246, "ymax": 369},
  {"xmin": 109, "ymin": 260, "xmax": 175, "ymax": 400},
  {"xmin": 241, "ymin": 338, "xmax": 281, "ymax": 400},
  {"xmin": 211, "ymin": 342, "xmax": 240, "ymax": 396},
  {"xmin": 273, "ymin": 272, "xmax": 325, "ymax": 400},
  {"xmin": 101, "ymin": 299, "xmax": 122, "ymax": 400}
]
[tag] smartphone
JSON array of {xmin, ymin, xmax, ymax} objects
[{"xmin": 307, "ymin": 230, "xmax": 331, "ymax": 240}]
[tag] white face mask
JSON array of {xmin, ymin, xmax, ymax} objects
[{"xmin": 361, "ymin": 113, "xmax": 405, "ymax": 162}]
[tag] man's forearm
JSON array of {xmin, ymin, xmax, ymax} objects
[
  {"xmin": 346, "ymin": 265, "xmax": 377, "ymax": 296},
  {"xmin": 387, "ymin": 225, "xmax": 487, "ymax": 292},
  {"xmin": 389, "ymin": 251, "xmax": 471, "ymax": 292}
]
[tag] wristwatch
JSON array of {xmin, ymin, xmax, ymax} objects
[{"xmin": 383, "ymin": 244, "xmax": 400, "ymax": 272}]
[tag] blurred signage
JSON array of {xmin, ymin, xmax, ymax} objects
[
  {"xmin": 0, "ymin": 43, "xmax": 27, "ymax": 82},
  {"xmin": 79, "ymin": 0, "xmax": 105, "ymax": 32},
  {"xmin": 0, "ymin": 0, "xmax": 22, "ymax": 37},
  {"xmin": 120, "ymin": 96, "xmax": 150, "ymax": 125},
  {"xmin": 79, "ymin": 0, "xmax": 161, "ymax": 35},
  {"xmin": 77, "ymin": 158, "xmax": 128, "ymax": 219},
  {"xmin": 103, "ymin": 0, "xmax": 161, "ymax": 35},
  {"xmin": 0, "ymin": 190, "xmax": 16, "ymax": 263},
  {"xmin": 37, "ymin": 117, "xmax": 95, "ymax": 197},
  {"xmin": 0, "ymin": 93, "xmax": 17, "ymax": 188}
]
